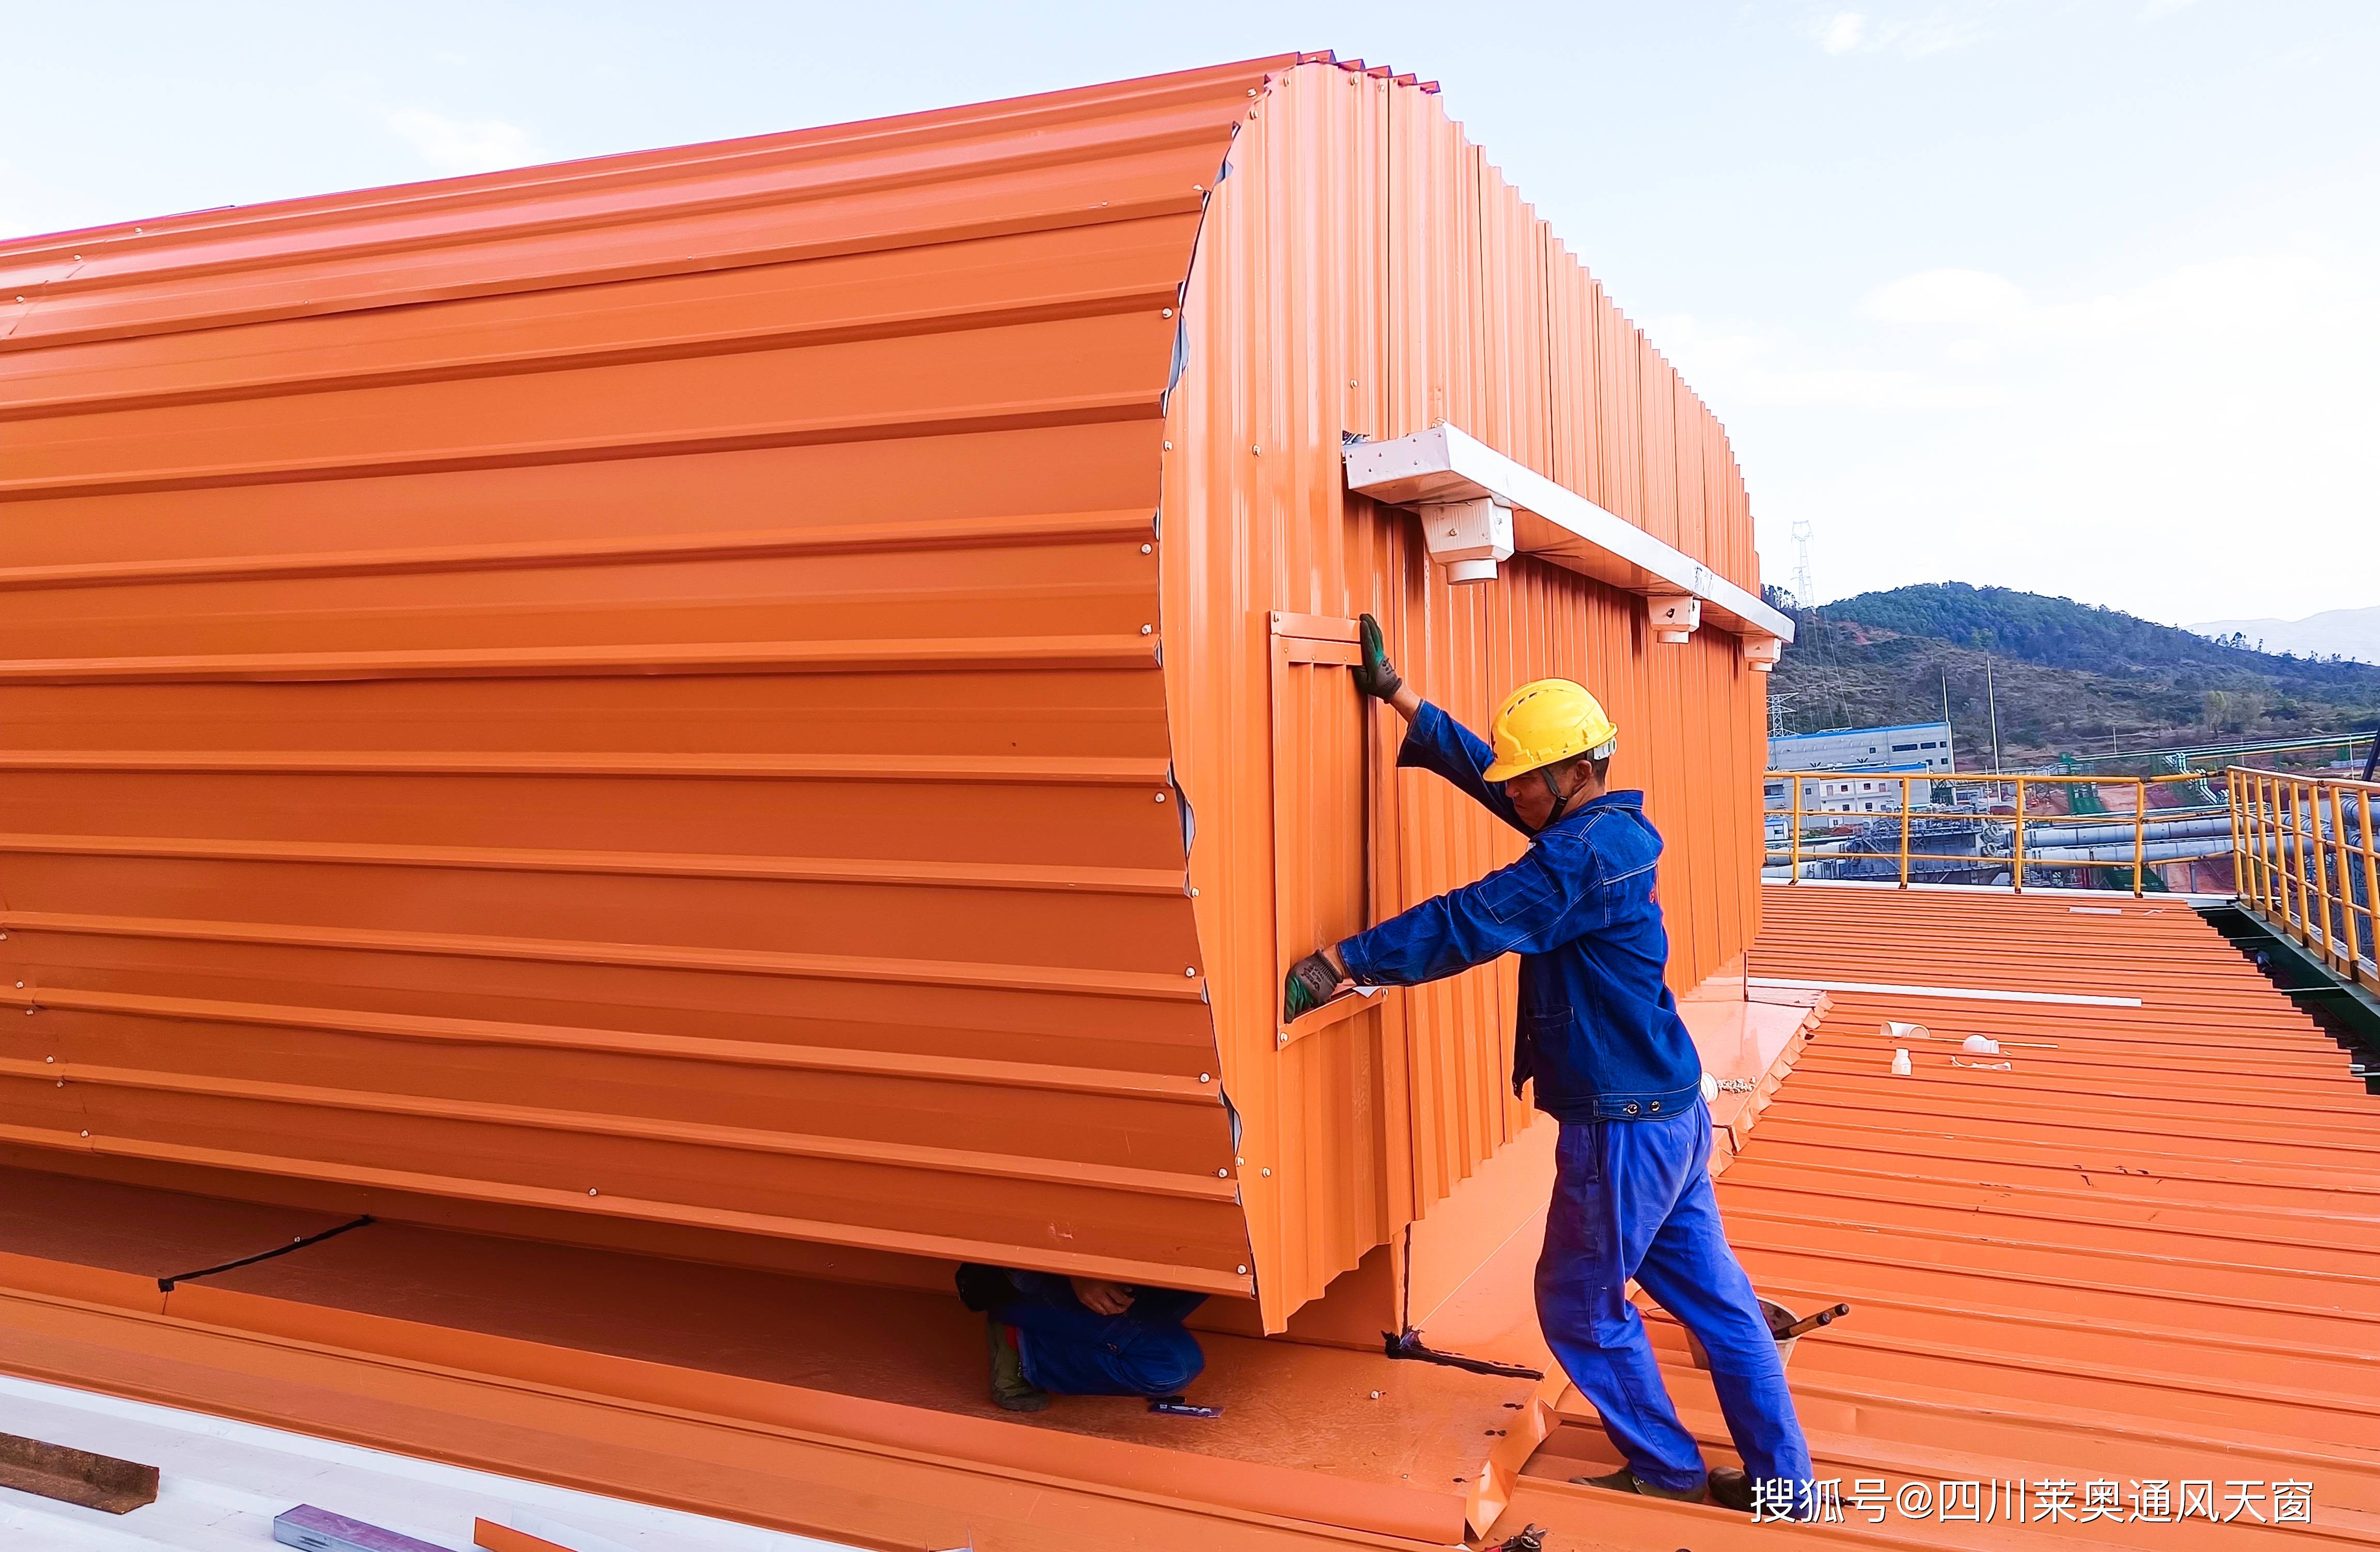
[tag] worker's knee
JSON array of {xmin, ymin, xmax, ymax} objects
[{"xmin": 1117, "ymin": 1329, "xmax": 1205, "ymax": 1396}]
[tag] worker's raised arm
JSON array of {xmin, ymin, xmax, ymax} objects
[
  {"xmin": 1337, "ymin": 831, "xmax": 1604, "ymax": 988},
  {"xmin": 1350, "ymin": 613, "xmax": 1524, "ymax": 831}
]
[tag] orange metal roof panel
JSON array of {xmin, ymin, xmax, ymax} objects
[
  {"xmin": 1497, "ymin": 884, "xmax": 2380, "ymax": 1547},
  {"xmin": 1162, "ymin": 61, "xmax": 1770, "ymax": 1324},
  {"xmin": 0, "ymin": 51, "xmax": 1775, "ymax": 1329},
  {"xmin": 0, "ymin": 59, "xmax": 1299, "ymax": 1298}
]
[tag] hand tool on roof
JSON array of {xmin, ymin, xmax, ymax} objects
[
  {"xmin": 1686, "ymin": 1298, "xmax": 1851, "ymax": 1371},
  {"xmin": 1147, "ymin": 1395, "xmax": 1222, "ymax": 1418}
]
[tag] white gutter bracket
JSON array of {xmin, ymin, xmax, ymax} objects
[
  {"xmin": 1647, "ymin": 595, "xmax": 1700, "ymax": 645},
  {"xmin": 1342, "ymin": 424, "xmax": 1796, "ymax": 646},
  {"xmin": 1419, "ymin": 497, "xmax": 1513, "ymax": 585}
]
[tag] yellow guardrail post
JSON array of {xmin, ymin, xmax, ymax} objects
[
  {"xmin": 1899, "ymin": 776, "xmax": 1913, "ymax": 889},
  {"xmin": 2356, "ymin": 781, "xmax": 2379, "ymax": 986},
  {"xmin": 1789, "ymin": 771, "xmax": 1803, "ymax": 884},
  {"xmin": 2226, "ymin": 769, "xmax": 2247, "ymax": 908},
  {"xmin": 2012, "ymin": 775, "xmax": 2027, "ymax": 893},
  {"xmin": 2144, "ymin": 779, "xmax": 2155, "ymax": 889}
]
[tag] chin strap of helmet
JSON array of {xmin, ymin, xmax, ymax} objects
[{"xmin": 1535, "ymin": 765, "xmax": 1575, "ymax": 834}]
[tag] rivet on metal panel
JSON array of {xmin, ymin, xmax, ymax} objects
[
  {"xmin": 1199, "ymin": 1073, "xmax": 1212, "ymax": 1083},
  {"xmin": 1163, "ymin": 440, "xmax": 1172, "ymax": 450},
  {"xmin": 1247, "ymin": 88, "xmax": 1257, "ymax": 96},
  {"xmin": 1236, "ymin": 1265, "xmax": 1250, "ymax": 1275},
  {"xmin": 1155, "ymin": 791, "xmax": 1168, "ymax": 802},
  {"xmin": 587, "ymin": 1188, "xmax": 600, "ymax": 1196},
  {"xmin": 1251, "ymin": 445, "xmax": 1262, "ymax": 455},
  {"xmin": 1190, "ymin": 887, "xmax": 1200, "ymax": 897},
  {"xmin": 1140, "ymin": 544, "xmax": 1153, "ymax": 554},
  {"xmin": 1276, "ymin": 1032, "xmax": 1289, "ymax": 1047},
  {"xmin": 13, "ymin": 982, "xmax": 21, "ymax": 988},
  {"xmin": 1260, "ymin": 1167, "xmax": 1272, "ymax": 1177},
  {"xmin": 1216, "ymin": 1169, "xmax": 1229, "ymax": 1178},
  {"xmin": 1161, "ymin": 307, "xmax": 1174, "ymax": 318},
  {"xmin": 80, "ymin": 1130, "xmax": 88, "ymax": 1138},
  {"xmin": 43, "ymin": 1056, "xmax": 52, "ymax": 1063}
]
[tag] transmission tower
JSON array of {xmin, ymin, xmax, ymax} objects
[{"xmin": 1790, "ymin": 520, "xmax": 1814, "ymax": 608}]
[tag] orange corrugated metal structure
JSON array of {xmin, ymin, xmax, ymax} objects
[
  {"xmin": 0, "ymin": 54, "xmax": 1769, "ymax": 1332},
  {"xmin": 1164, "ymin": 60, "xmax": 1768, "ymax": 1323}
]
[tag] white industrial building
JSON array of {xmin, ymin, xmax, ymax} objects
[{"xmin": 1765, "ymin": 721, "xmax": 1956, "ymax": 814}]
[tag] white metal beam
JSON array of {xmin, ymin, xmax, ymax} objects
[{"xmin": 1343, "ymin": 424, "xmax": 1796, "ymax": 644}]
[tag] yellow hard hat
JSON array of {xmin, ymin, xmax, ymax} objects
[{"xmin": 1480, "ymin": 678, "xmax": 1620, "ymax": 783}]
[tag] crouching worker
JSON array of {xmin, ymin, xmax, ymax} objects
[
  {"xmin": 1281, "ymin": 616, "xmax": 1814, "ymax": 1517},
  {"xmin": 954, "ymin": 1263, "xmax": 1207, "ymax": 1413}
]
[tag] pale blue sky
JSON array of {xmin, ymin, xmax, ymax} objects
[{"xmin": 5, "ymin": 2, "xmax": 2372, "ymax": 625}]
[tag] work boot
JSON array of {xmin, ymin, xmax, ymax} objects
[
  {"xmin": 1706, "ymin": 1467, "xmax": 1767, "ymax": 1516},
  {"xmin": 985, "ymin": 1317, "xmax": 1048, "ymax": 1412},
  {"xmin": 1569, "ymin": 1468, "xmax": 1706, "ymax": 1503}
]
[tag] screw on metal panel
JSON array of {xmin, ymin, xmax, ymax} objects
[
  {"xmin": 22, "ymin": 1007, "xmax": 30, "ymax": 1015},
  {"xmin": 1251, "ymin": 445, "xmax": 1261, "ymax": 455},
  {"xmin": 1369, "ymin": 1390, "xmax": 1382, "ymax": 1400},
  {"xmin": 1155, "ymin": 791, "xmax": 1168, "ymax": 802},
  {"xmin": 1183, "ymin": 966, "xmax": 1196, "ymax": 976},
  {"xmin": 1141, "ymin": 543, "xmax": 1153, "ymax": 554},
  {"xmin": 1236, "ymin": 1264, "xmax": 1249, "ymax": 1275},
  {"xmin": 588, "ymin": 1188, "xmax": 599, "ymax": 1196},
  {"xmin": 1260, "ymin": 1167, "xmax": 1272, "ymax": 1177},
  {"xmin": 1235, "ymin": 1156, "xmax": 1244, "ymax": 1166},
  {"xmin": 1192, "ymin": 184, "xmax": 1202, "ymax": 192},
  {"xmin": 15, "ymin": 982, "xmax": 22, "ymax": 988},
  {"xmin": 1199, "ymin": 1072, "xmax": 1211, "ymax": 1083},
  {"xmin": 1162, "ymin": 440, "xmax": 1172, "ymax": 451},
  {"xmin": 1161, "ymin": 307, "xmax": 1173, "ymax": 318},
  {"xmin": 1247, "ymin": 88, "xmax": 1258, "ymax": 96},
  {"xmin": 43, "ymin": 1056, "xmax": 52, "ymax": 1063},
  {"xmin": 1189, "ymin": 887, "xmax": 1200, "ymax": 896},
  {"xmin": 1277, "ymin": 1032, "xmax": 1289, "ymax": 1047},
  {"xmin": 80, "ymin": 1130, "xmax": 88, "ymax": 1137},
  {"xmin": 1216, "ymin": 1168, "xmax": 1228, "ymax": 1177},
  {"xmin": 1140, "ymin": 625, "xmax": 1152, "ymax": 634}
]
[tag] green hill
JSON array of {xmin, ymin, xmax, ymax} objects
[{"xmin": 1772, "ymin": 583, "xmax": 2380, "ymax": 765}]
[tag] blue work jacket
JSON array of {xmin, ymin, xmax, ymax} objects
[{"xmin": 1335, "ymin": 701, "xmax": 1702, "ymax": 1123}]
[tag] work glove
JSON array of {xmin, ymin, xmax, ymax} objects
[
  {"xmin": 1352, "ymin": 613, "xmax": 1403, "ymax": 701},
  {"xmin": 1283, "ymin": 949, "xmax": 1348, "ymax": 1022}
]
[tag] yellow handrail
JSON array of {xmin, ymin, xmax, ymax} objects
[
  {"xmin": 1764, "ymin": 769, "xmax": 2216, "ymax": 898},
  {"xmin": 2224, "ymin": 768, "xmax": 2379, "ymax": 987}
]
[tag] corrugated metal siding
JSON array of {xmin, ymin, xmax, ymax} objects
[
  {"xmin": 1162, "ymin": 61, "xmax": 1768, "ymax": 1325},
  {"xmin": 0, "ymin": 61, "xmax": 1292, "ymax": 1295}
]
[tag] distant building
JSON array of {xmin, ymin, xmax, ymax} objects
[{"xmin": 1765, "ymin": 721, "xmax": 1957, "ymax": 814}]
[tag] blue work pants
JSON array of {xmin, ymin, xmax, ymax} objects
[
  {"xmin": 1536, "ymin": 1100, "xmax": 1814, "ymax": 1506},
  {"xmin": 996, "ymin": 1272, "xmax": 1208, "ymax": 1397}
]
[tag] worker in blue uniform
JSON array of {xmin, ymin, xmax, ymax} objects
[
  {"xmin": 1282, "ymin": 615, "xmax": 1813, "ymax": 1516},
  {"xmin": 953, "ymin": 1262, "xmax": 1206, "ymax": 1413}
]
